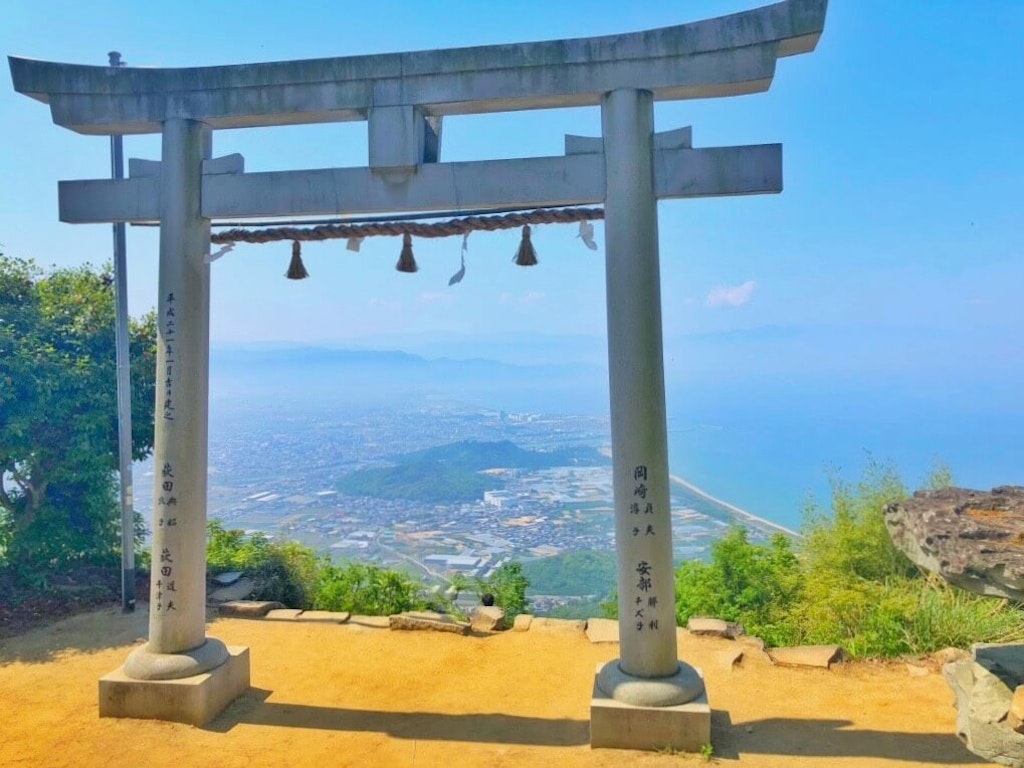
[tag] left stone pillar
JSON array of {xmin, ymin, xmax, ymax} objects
[{"xmin": 100, "ymin": 119, "xmax": 250, "ymax": 725}]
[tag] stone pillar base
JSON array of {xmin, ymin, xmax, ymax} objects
[
  {"xmin": 590, "ymin": 664, "xmax": 711, "ymax": 752},
  {"xmin": 99, "ymin": 645, "xmax": 249, "ymax": 726}
]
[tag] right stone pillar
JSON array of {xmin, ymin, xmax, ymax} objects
[{"xmin": 591, "ymin": 88, "xmax": 710, "ymax": 752}]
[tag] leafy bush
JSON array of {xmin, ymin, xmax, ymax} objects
[
  {"xmin": 671, "ymin": 459, "xmax": 1024, "ymax": 658},
  {"xmin": 206, "ymin": 521, "xmax": 321, "ymax": 608},
  {"xmin": 674, "ymin": 528, "xmax": 803, "ymax": 647},
  {"xmin": 451, "ymin": 561, "xmax": 531, "ymax": 621},
  {"xmin": 480, "ymin": 561, "xmax": 530, "ymax": 620},
  {"xmin": 314, "ymin": 561, "xmax": 431, "ymax": 615}
]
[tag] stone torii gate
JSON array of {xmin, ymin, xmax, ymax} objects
[{"xmin": 9, "ymin": 0, "xmax": 825, "ymax": 750}]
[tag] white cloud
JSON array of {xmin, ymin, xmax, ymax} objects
[{"xmin": 706, "ymin": 280, "xmax": 756, "ymax": 308}]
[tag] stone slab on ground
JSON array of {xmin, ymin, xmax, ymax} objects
[
  {"xmin": 347, "ymin": 615, "xmax": 390, "ymax": 629},
  {"xmin": 528, "ymin": 617, "xmax": 585, "ymax": 634},
  {"xmin": 590, "ymin": 663, "xmax": 711, "ymax": 751},
  {"xmin": 687, "ymin": 616, "xmax": 744, "ymax": 639},
  {"xmin": 295, "ymin": 610, "xmax": 350, "ymax": 624},
  {"xmin": 98, "ymin": 645, "xmax": 250, "ymax": 726},
  {"xmin": 586, "ymin": 618, "xmax": 620, "ymax": 644},
  {"xmin": 512, "ymin": 614, "xmax": 533, "ymax": 632},
  {"xmin": 209, "ymin": 577, "xmax": 254, "ymax": 603},
  {"xmin": 768, "ymin": 645, "xmax": 844, "ymax": 669},
  {"xmin": 469, "ymin": 606, "xmax": 505, "ymax": 632},
  {"xmin": 264, "ymin": 609, "xmax": 303, "ymax": 621},
  {"xmin": 218, "ymin": 601, "xmax": 284, "ymax": 619},
  {"xmin": 389, "ymin": 612, "xmax": 470, "ymax": 635}
]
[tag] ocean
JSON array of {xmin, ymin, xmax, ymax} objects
[{"xmin": 665, "ymin": 380, "xmax": 1024, "ymax": 532}]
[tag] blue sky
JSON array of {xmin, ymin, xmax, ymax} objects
[{"xmin": 2, "ymin": 0, "xmax": 1022, "ymax": 385}]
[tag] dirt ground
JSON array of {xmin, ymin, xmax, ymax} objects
[{"xmin": 0, "ymin": 606, "xmax": 983, "ymax": 768}]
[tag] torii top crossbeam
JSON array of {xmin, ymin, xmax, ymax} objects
[{"xmin": 10, "ymin": 0, "xmax": 824, "ymax": 135}]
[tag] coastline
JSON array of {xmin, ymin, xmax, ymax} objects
[{"xmin": 669, "ymin": 473, "xmax": 798, "ymax": 537}]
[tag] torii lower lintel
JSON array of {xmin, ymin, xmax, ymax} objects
[{"xmin": 58, "ymin": 141, "xmax": 782, "ymax": 224}]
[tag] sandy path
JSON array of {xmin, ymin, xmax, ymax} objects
[{"xmin": 0, "ymin": 606, "xmax": 981, "ymax": 767}]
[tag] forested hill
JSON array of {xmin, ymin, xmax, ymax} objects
[
  {"xmin": 401, "ymin": 440, "xmax": 608, "ymax": 471},
  {"xmin": 335, "ymin": 440, "xmax": 608, "ymax": 503}
]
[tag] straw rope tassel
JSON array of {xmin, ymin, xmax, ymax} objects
[
  {"xmin": 286, "ymin": 240, "xmax": 309, "ymax": 279},
  {"xmin": 396, "ymin": 232, "xmax": 418, "ymax": 273},
  {"xmin": 514, "ymin": 225, "xmax": 537, "ymax": 266}
]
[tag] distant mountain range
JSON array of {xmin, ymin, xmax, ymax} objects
[{"xmin": 209, "ymin": 345, "xmax": 610, "ymax": 413}]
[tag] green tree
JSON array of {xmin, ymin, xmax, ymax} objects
[
  {"xmin": 674, "ymin": 528, "xmax": 803, "ymax": 646},
  {"xmin": 478, "ymin": 561, "xmax": 530, "ymax": 621},
  {"xmin": 314, "ymin": 561, "xmax": 430, "ymax": 615},
  {"xmin": 0, "ymin": 255, "xmax": 156, "ymax": 570}
]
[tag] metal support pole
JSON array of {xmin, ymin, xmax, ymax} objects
[{"xmin": 108, "ymin": 50, "xmax": 135, "ymax": 614}]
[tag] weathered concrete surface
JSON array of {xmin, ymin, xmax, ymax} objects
[
  {"xmin": 99, "ymin": 645, "xmax": 249, "ymax": 726},
  {"xmin": 944, "ymin": 643, "xmax": 1024, "ymax": 767},
  {"xmin": 884, "ymin": 486, "xmax": 1024, "ymax": 600},
  {"xmin": 9, "ymin": 0, "xmax": 825, "ymax": 135},
  {"xmin": 590, "ymin": 663, "xmax": 710, "ymax": 751}
]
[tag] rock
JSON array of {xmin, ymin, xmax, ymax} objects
[
  {"xmin": 348, "ymin": 615, "xmax": 391, "ymax": 628},
  {"xmin": 884, "ymin": 486, "xmax": 1024, "ymax": 600},
  {"xmin": 739, "ymin": 636, "xmax": 766, "ymax": 653},
  {"xmin": 932, "ymin": 647, "xmax": 970, "ymax": 667},
  {"xmin": 264, "ymin": 608, "xmax": 304, "ymax": 621},
  {"xmin": 295, "ymin": 610, "xmax": 350, "ymax": 624},
  {"xmin": 527, "ymin": 617, "xmax": 586, "ymax": 634},
  {"xmin": 944, "ymin": 643, "xmax": 1024, "ymax": 766},
  {"xmin": 767, "ymin": 645, "xmax": 844, "ymax": 669},
  {"xmin": 512, "ymin": 614, "xmax": 533, "ymax": 632},
  {"xmin": 1010, "ymin": 686, "xmax": 1024, "ymax": 734},
  {"xmin": 585, "ymin": 618, "xmax": 620, "ymax": 644},
  {"xmin": 389, "ymin": 611, "xmax": 470, "ymax": 635},
  {"xmin": 687, "ymin": 616, "xmax": 744, "ymax": 639},
  {"xmin": 717, "ymin": 649, "xmax": 744, "ymax": 669},
  {"xmin": 209, "ymin": 577, "xmax": 255, "ymax": 602},
  {"xmin": 212, "ymin": 571, "xmax": 244, "ymax": 586},
  {"xmin": 217, "ymin": 600, "xmax": 285, "ymax": 618},
  {"xmin": 470, "ymin": 606, "xmax": 505, "ymax": 632}
]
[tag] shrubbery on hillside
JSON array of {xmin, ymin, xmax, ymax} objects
[
  {"xmin": 207, "ymin": 521, "xmax": 529, "ymax": 618},
  {"xmin": 673, "ymin": 461, "xmax": 1024, "ymax": 657}
]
